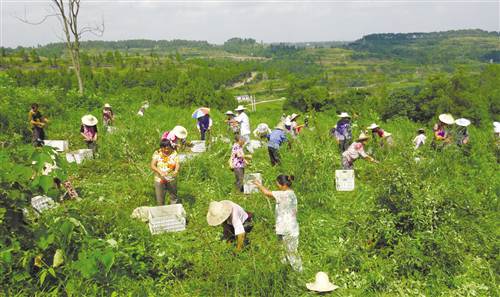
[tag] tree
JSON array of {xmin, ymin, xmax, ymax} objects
[{"xmin": 18, "ymin": 0, "xmax": 104, "ymax": 94}]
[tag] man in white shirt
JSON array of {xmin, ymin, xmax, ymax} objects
[{"xmin": 233, "ymin": 105, "xmax": 252, "ymax": 152}]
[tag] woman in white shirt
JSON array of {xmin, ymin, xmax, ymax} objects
[{"xmin": 254, "ymin": 175, "xmax": 303, "ymax": 272}]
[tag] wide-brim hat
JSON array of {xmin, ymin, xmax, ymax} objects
[
  {"xmin": 81, "ymin": 115, "xmax": 98, "ymax": 126},
  {"xmin": 367, "ymin": 123, "xmax": 379, "ymax": 130},
  {"xmin": 171, "ymin": 126, "xmax": 188, "ymax": 139},
  {"xmin": 290, "ymin": 113, "xmax": 300, "ymax": 121},
  {"xmin": 306, "ymin": 272, "xmax": 339, "ymax": 292},
  {"xmin": 225, "ymin": 111, "xmax": 235, "ymax": 116},
  {"xmin": 455, "ymin": 118, "xmax": 471, "ymax": 127},
  {"xmin": 438, "ymin": 114, "xmax": 454, "ymax": 125},
  {"xmin": 338, "ymin": 112, "xmax": 351, "ymax": 118},
  {"xmin": 104, "ymin": 103, "xmax": 112, "ymax": 108},
  {"xmin": 206, "ymin": 200, "xmax": 233, "ymax": 226},
  {"xmin": 418, "ymin": 128, "xmax": 425, "ymax": 133},
  {"xmin": 357, "ymin": 132, "xmax": 369, "ymax": 141},
  {"xmin": 235, "ymin": 105, "xmax": 247, "ymax": 111},
  {"xmin": 275, "ymin": 122, "xmax": 286, "ymax": 130}
]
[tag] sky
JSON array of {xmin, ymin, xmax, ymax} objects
[{"xmin": 1, "ymin": 0, "xmax": 499, "ymax": 47}]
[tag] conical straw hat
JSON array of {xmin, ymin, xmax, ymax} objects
[
  {"xmin": 206, "ymin": 200, "xmax": 233, "ymax": 226},
  {"xmin": 81, "ymin": 115, "xmax": 98, "ymax": 126}
]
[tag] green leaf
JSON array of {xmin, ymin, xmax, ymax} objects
[
  {"xmin": 37, "ymin": 233, "xmax": 55, "ymax": 250},
  {"xmin": 100, "ymin": 250, "xmax": 115, "ymax": 273},
  {"xmin": 39, "ymin": 269, "xmax": 48, "ymax": 285},
  {"xmin": 48, "ymin": 267, "xmax": 56, "ymax": 277},
  {"xmin": 52, "ymin": 249, "xmax": 64, "ymax": 268},
  {"xmin": 39, "ymin": 175, "xmax": 53, "ymax": 193}
]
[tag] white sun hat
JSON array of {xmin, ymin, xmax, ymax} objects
[
  {"xmin": 81, "ymin": 115, "xmax": 98, "ymax": 126},
  {"xmin": 171, "ymin": 126, "xmax": 188, "ymax": 139},
  {"xmin": 357, "ymin": 132, "xmax": 369, "ymax": 141},
  {"xmin": 290, "ymin": 113, "xmax": 300, "ymax": 121},
  {"xmin": 455, "ymin": 118, "xmax": 471, "ymax": 127},
  {"xmin": 104, "ymin": 103, "xmax": 112, "ymax": 108},
  {"xmin": 438, "ymin": 114, "xmax": 455, "ymax": 125},
  {"xmin": 206, "ymin": 200, "xmax": 233, "ymax": 226},
  {"xmin": 338, "ymin": 112, "xmax": 351, "ymax": 118},
  {"xmin": 235, "ymin": 105, "xmax": 247, "ymax": 111},
  {"xmin": 494, "ymin": 122, "xmax": 500, "ymax": 133},
  {"xmin": 225, "ymin": 111, "xmax": 235, "ymax": 116},
  {"xmin": 306, "ymin": 272, "xmax": 339, "ymax": 292},
  {"xmin": 367, "ymin": 123, "xmax": 379, "ymax": 130}
]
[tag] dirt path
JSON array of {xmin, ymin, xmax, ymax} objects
[{"xmin": 229, "ymin": 71, "xmax": 258, "ymax": 89}]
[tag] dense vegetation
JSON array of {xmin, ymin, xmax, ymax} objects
[{"xmin": 1, "ymin": 31, "xmax": 499, "ymax": 296}]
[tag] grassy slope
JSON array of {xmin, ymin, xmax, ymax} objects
[{"xmin": 36, "ymin": 97, "xmax": 498, "ymax": 296}]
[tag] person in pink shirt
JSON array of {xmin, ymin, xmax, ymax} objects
[{"xmin": 341, "ymin": 133, "xmax": 379, "ymax": 169}]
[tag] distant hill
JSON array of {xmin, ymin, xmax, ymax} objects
[{"xmin": 347, "ymin": 29, "xmax": 500, "ymax": 63}]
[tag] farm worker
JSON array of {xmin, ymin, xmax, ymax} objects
[
  {"xmin": 161, "ymin": 126, "xmax": 188, "ymax": 150},
  {"xmin": 367, "ymin": 123, "xmax": 394, "ymax": 147},
  {"xmin": 495, "ymin": 122, "xmax": 500, "ymax": 138},
  {"xmin": 229, "ymin": 135, "xmax": 249, "ymax": 192},
  {"xmin": 413, "ymin": 128, "xmax": 427, "ymax": 149},
  {"xmin": 267, "ymin": 123, "xmax": 290, "ymax": 166},
  {"xmin": 233, "ymin": 105, "xmax": 252, "ymax": 152},
  {"xmin": 341, "ymin": 133, "xmax": 379, "ymax": 169},
  {"xmin": 454, "ymin": 118, "xmax": 471, "ymax": 146},
  {"xmin": 253, "ymin": 123, "xmax": 271, "ymax": 140},
  {"xmin": 150, "ymin": 139, "xmax": 180, "ymax": 205},
  {"xmin": 102, "ymin": 103, "xmax": 114, "ymax": 128},
  {"xmin": 207, "ymin": 200, "xmax": 254, "ymax": 252},
  {"xmin": 197, "ymin": 114, "xmax": 212, "ymax": 141},
  {"xmin": 332, "ymin": 112, "xmax": 352, "ymax": 153},
  {"xmin": 289, "ymin": 113, "xmax": 302, "ymax": 137},
  {"xmin": 306, "ymin": 272, "xmax": 339, "ymax": 293},
  {"xmin": 253, "ymin": 175, "xmax": 303, "ymax": 272},
  {"xmin": 432, "ymin": 113, "xmax": 454, "ymax": 149},
  {"xmin": 224, "ymin": 111, "xmax": 239, "ymax": 135},
  {"xmin": 29, "ymin": 103, "xmax": 48, "ymax": 147},
  {"xmin": 80, "ymin": 115, "xmax": 98, "ymax": 152}
]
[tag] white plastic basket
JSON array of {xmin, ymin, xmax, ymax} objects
[
  {"xmin": 248, "ymin": 140, "xmax": 262, "ymax": 150},
  {"xmin": 178, "ymin": 153, "xmax": 196, "ymax": 163},
  {"xmin": 31, "ymin": 196, "xmax": 56, "ymax": 213},
  {"xmin": 335, "ymin": 170, "xmax": 355, "ymax": 191},
  {"xmin": 191, "ymin": 140, "xmax": 206, "ymax": 153},
  {"xmin": 243, "ymin": 173, "xmax": 262, "ymax": 194},
  {"xmin": 66, "ymin": 149, "xmax": 93, "ymax": 164},
  {"xmin": 148, "ymin": 204, "xmax": 186, "ymax": 235},
  {"xmin": 44, "ymin": 140, "xmax": 69, "ymax": 152}
]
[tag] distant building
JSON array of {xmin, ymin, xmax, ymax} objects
[{"xmin": 236, "ymin": 95, "xmax": 253, "ymax": 102}]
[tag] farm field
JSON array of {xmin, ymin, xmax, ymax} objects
[{"xmin": 1, "ymin": 30, "xmax": 499, "ymax": 296}]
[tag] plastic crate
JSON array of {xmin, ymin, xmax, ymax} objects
[
  {"xmin": 191, "ymin": 140, "xmax": 206, "ymax": 153},
  {"xmin": 148, "ymin": 204, "xmax": 186, "ymax": 235},
  {"xmin": 335, "ymin": 170, "xmax": 355, "ymax": 191},
  {"xmin": 248, "ymin": 140, "xmax": 262, "ymax": 150},
  {"xmin": 178, "ymin": 153, "xmax": 196, "ymax": 163},
  {"xmin": 44, "ymin": 140, "xmax": 69, "ymax": 152},
  {"xmin": 243, "ymin": 173, "xmax": 262, "ymax": 194},
  {"xmin": 66, "ymin": 149, "xmax": 93, "ymax": 164},
  {"xmin": 31, "ymin": 196, "xmax": 56, "ymax": 213}
]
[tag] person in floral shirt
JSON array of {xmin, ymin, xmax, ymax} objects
[
  {"xmin": 150, "ymin": 140, "xmax": 180, "ymax": 205},
  {"xmin": 254, "ymin": 174, "xmax": 303, "ymax": 272},
  {"xmin": 230, "ymin": 135, "xmax": 249, "ymax": 192}
]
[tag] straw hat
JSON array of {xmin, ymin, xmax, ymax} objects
[
  {"xmin": 306, "ymin": 272, "xmax": 339, "ymax": 292},
  {"xmin": 357, "ymin": 132, "xmax": 369, "ymax": 141},
  {"xmin": 418, "ymin": 128, "xmax": 425, "ymax": 133},
  {"xmin": 206, "ymin": 200, "xmax": 233, "ymax": 226},
  {"xmin": 455, "ymin": 118, "xmax": 471, "ymax": 127},
  {"xmin": 290, "ymin": 113, "xmax": 300, "ymax": 121},
  {"xmin": 438, "ymin": 114, "xmax": 454, "ymax": 125},
  {"xmin": 275, "ymin": 122, "xmax": 286, "ymax": 130},
  {"xmin": 171, "ymin": 126, "xmax": 188, "ymax": 139},
  {"xmin": 104, "ymin": 103, "xmax": 112, "ymax": 108},
  {"xmin": 81, "ymin": 115, "xmax": 98, "ymax": 126},
  {"xmin": 225, "ymin": 111, "xmax": 235, "ymax": 116},
  {"xmin": 338, "ymin": 112, "xmax": 351, "ymax": 118},
  {"xmin": 367, "ymin": 123, "xmax": 379, "ymax": 130},
  {"xmin": 235, "ymin": 105, "xmax": 247, "ymax": 111}
]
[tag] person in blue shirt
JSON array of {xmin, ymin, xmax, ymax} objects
[{"xmin": 267, "ymin": 123, "xmax": 290, "ymax": 166}]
